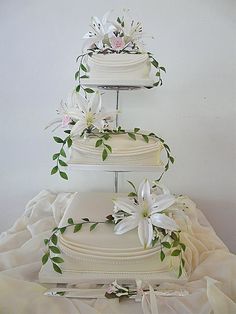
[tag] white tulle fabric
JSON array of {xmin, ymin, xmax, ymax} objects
[{"xmin": 0, "ymin": 190, "xmax": 236, "ymax": 314}]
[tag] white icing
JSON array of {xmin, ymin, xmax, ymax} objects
[
  {"xmin": 69, "ymin": 133, "xmax": 163, "ymax": 166},
  {"xmin": 80, "ymin": 53, "xmax": 153, "ymax": 87},
  {"xmin": 49, "ymin": 192, "xmax": 188, "ymax": 284}
]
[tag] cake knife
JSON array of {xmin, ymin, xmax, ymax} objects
[{"xmin": 44, "ymin": 287, "xmax": 189, "ymax": 299}]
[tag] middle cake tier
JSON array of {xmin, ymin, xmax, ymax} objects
[{"xmin": 69, "ymin": 133, "xmax": 163, "ymax": 166}]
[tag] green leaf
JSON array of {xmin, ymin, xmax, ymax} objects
[
  {"xmin": 106, "ymin": 214, "xmax": 114, "ymax": 222},
  {"xmin": 102, "ymin": 133, "xmax": 110, "ymax": 140},
  {"xmin": 64, "ymin": 129, "xmax": 71, "ymax": 134},
  {"xmin": 51, "ymin": 234, "xmax": 58, "ymax": 245},
  {"xmin": 68, "ymin": 218, "xmax": 74, "ymax": 224},
  {"xmin": 102, "ymin": 149, "xmax": 108, "ymax": 161},
  {"xmin": 104, "ymin": 144, "xmax": 112, "ymax": 152},
  {"xmin": 169, "ymin": 156, "xmax": 175, "ymax": 164},
  {"xmin": 134, "ymin": 128, "xmax": 140, "ymax": 133},
  {"xmin": 80, "ymin": 63, "xmax": 88, "ymax": 72},
  {"xmin": 151, "ymin": 60, "xmax": 159, "ymax": 68},
  {"xmin": 178, "ymin": 265, "xmax": 182, "ymax": 278},
  {"xmin": 76, "ymin": 85, "xmax": 81, "ymax": 93},
  {"xmin": 128, "ymin": 192, "xmax": 137, "ymax": 197},
  {"xmin": 82, "ymin": 218, "xmax": 90, "ymax": 222},
  {"xmin": 171, "ymin": 232, "xmax": 179, "ymax": 241},
  {"xmin": 162, "ymin": 241, "xmax": 171, "ymax": 249},
  {"xmin": 53, "ymin": 153, "xmax": 60, "ymax": 160},
  {"xmin": 53, "ymin": 137, "xmax": 64, "ymax": 143},
  {"xmin": 60, "ymin": 171, "xmax": 68, "ymax": 180},
  {"xmin": 53, "ymin": 263, "xmax": 62, "ymax": 274},
  {"xmin": 44, "ymin": 239, "xmax": 49, "ymax": 245},
  {"xmin": 142, "ymin": 134, "xmax": 149, "ymax": 143},
  {"xmin": 172, "ymin": 240, "xmax": 179, "ymax": 247},
  {"xmin": 90, "ymin": 222, "xmax": 98, "ymax": 231},
  {"xmin": 80, "ymin": 75, "xmax": 89, "ymax": 79},
  {"xmin": 59, "ymin": 159, "xmax": 68, "ymax": 167},
  {"xmin": 42, "ymin": 252, "xmax": 49, "ymax": 265},
  {"xmin": 160, "ymin": 66, "xmax": 166, "ymax": 73},
  {"xmin": 51, "ymin": 166, "xmax": 58, "ymax": 175},
  {"xmin": 60, "ymin": 148, "xmax": 66, "ymax": 158},
  {"xmin": 156, "ymin": 72, "xmax": 160, "ymax": 76},
  {"xmin": 51, "ymin": 257, "xmax": 64, "ymax": 263},
  {"xmin": 56, "ymin": 291, "xmax": 65, "ymax": 296},
  {"xmin": 127, "ymin": 180, "xmax": 137, "ymax": 194},
  {"xmin": 76, "ymin": 54, "xmax": 82, "ymax": 62},
  {"xmin": 171, "ymin": 249, "xmax": 181, "ymax": 256},
  {"xmin": 49, "ymin": 246, "xmax": 61, "ymax": 254},
  {"xmin": 160, "ymin": 250, "xmax": 165, "ymax": 261},
  {"xmin": 95, "ymin": 139, "xmax": 103, "ymax": 147},
  {"xmin": 164, "ymin": 143, "xmax": 170, "ymax": 151},
  {"xmin": 67, "ymin": 137, "xmax": 72, "ymax": 148},
  {"xmin": 153, "ymin": 81, "xmax": 160, "ymax": 87},
  {"xmin": 180, "ymin": 243, "xmax": 186, "ymax": 251},
  {"xmin": 60, "ymin": 227, "xmax": 66, "ymax": 234},
  {"xmin": 128, "ymin": 132, "xmax": 136, "ymax": 140},
  {"xmin": 75, "ymin": 70, "xmax": 80, "ymax": 80},
  {"xmin": 74, "ymin": 223, "xmax": 82, "ymax": 233},
  {"xmin": 117, "ymin": 17, "xmax": 121, "ymax": 24},
  {"xmin": 181, "ymin": 258, "xmax": 185, "ymax": 267},
  {"xmin": 84, "ymin": 88, "xmax": 94, "ymax": 93},
  {"xmin": 152, "ymin": 237, "xmax": 159, "ymax": 247}
]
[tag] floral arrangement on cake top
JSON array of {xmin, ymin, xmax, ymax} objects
[
  {"xmin": 82, "ymin": 10, "xmax": 146, "ymax": 53},
  {"xmin": 42, "ymin": 179, "xmax": 187, "ymax": 278},
  {"xmin": 46, "ymin": 91, "xmax": 174, "ymax": 181},
  {"xmin": 75, "ymin": 9, "xmax": 166, "ymax": 96}
]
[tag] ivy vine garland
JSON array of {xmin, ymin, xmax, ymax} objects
[
  {"xmin": 75, "ymin": 51, "xmax": 166, "ymax": 94},
  {"xmin": 42, "ymin": 183, "xmax": 186, "ymax": 278},
  {"xmin": 50, "ymin": 127, "xmax": 174, "ymax": 182}
]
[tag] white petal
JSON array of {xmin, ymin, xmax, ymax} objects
[
  {"xmin": 151, "ymin": 194, "xmax": 176, "ymax": 213},
  {"xmin": 44, "ymin": 118, "xmax": 62, "ymax": 130},
  {"xmin": 138, "ymin": 179, "xmax": 152, "ymax": 208},
  {"xmin": 92, "ymin": 16, "xmax": 105, "ymax": 34},
  {"xmin": 113, "ymin": 199, "xmax": 137, "ymax": 215},
  {"xmin": 151, "ymin": 213, "xmax": 179, "ymax": 231},
  {"xmin": 114, "ymin": 215, "xmax": 139, "ymax": 235},
  {"xmin": 138, "ymin": 218, "xmax": 153, "ymax": 248},
  {"xmin": 93, "ymin": 119, "xmax": 105, "ymax": 131},
  {"xmin": 102, "ymin": 11, "xmax": 111, "ymax": 25},
  {"xmin": 70, "ymin": 120, "xmax": 87, "ymax": 137},
  {"xmin": 89, "ymin": 92, "xmax": 101, "ymax": 114},
  {"xmin": 155, "ymin": 183, "xmax": 171, "ymax": 195}
]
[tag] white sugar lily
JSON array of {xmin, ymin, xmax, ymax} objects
[
  {"xmin": 83, "ymin": 11, "xmax": 116, "ymax": 50},
  {"xmin": 111, "ymin": 9, "xmax": 144, "ymax": 51},
  {"xmin": 70, "ymin": 91, "xmax": 116, "ymax": 137},
  {"xmin": 45, "ymin": 100, "xmax": 81, "ymax": 132},
  {"xmin": 113, "ymin": 179, "xmax": 179, "ymax": 248}
]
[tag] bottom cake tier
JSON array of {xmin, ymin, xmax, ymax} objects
[{"xmin": 39, "ymin": 192, "xmax": 193, "ymax": 285}]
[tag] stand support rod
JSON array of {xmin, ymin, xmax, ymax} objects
[{"xmin": 114, "ymin": 90, "xmax": 120, "ymax": 193}]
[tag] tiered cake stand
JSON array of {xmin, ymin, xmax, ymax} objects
[{"xmin": 68, "ymin": 84, "xmax": 163, "ymax": 193}]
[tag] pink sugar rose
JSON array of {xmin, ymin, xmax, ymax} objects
[
  {"xmin": 62, "ymin": 115, "xmax": 72, "ymax": 127},
  {"xmin": 110, "ymin": 36, "xmax": 126, "ymax": 51}
]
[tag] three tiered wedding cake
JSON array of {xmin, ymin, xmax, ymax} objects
[{"xmin": 40, "ymin": 9, "xmax": 192, "ymax": 298}]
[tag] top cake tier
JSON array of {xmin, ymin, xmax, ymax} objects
[{"xmin": 80, "ymin": 53, "xmax": 153, "ymax": 88}]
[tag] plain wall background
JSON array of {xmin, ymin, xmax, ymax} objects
[{"xmin": 0, "ymin": 0, "xmax": 235, "ymax": 251}]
